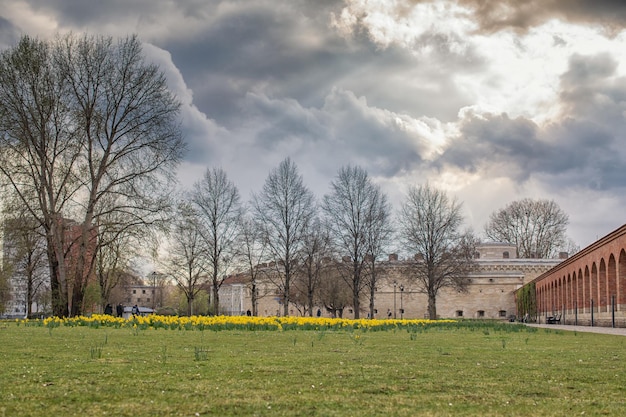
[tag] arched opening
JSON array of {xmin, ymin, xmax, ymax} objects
[
  {"xmin": 567, "ymin": 274, "xmax": 572, "ymax": 312},
  {"xmin": 619, "ymin": 249, "xmax": 626, "ymax": 309},
  {"xmin": 561, "ymin": 276, "xmax": 566, "ymax": 313},
  {"xmin": 559, "ymin": 278, "xmax": 564, "ymax": 313},
  {"xmin": 535, "ymin": 284, "xmax": 546, "ymax": 315},
  {"xmin": 577, "ymin": 269, "xmax": 583, "ymax": 314},
  {"xmin": 608, "ymin": 254, "xmax": 617, "ymax": 312},
  {"xmin": 584, "ymin": 266, "xmax": 591, "ymax": 312},
  {"xmin": 591, "ymin": 263, "xmax": 598, "ymax": 312},
  {"xmin": 599, "ymin": 259, "xmax": 607, "ymax": 312}
]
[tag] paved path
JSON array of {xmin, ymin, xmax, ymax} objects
[{"xmin": 525, "ymin": 323, "xmax": 626, "ymax": 336}]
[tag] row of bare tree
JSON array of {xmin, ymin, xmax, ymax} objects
[
  {"xmin": 160, "ymin": 157, "xmax": 571, "ymax": 319},
  {"xmin": 0, "ymin": 34, "xmax": 573, "ymax": 319}
]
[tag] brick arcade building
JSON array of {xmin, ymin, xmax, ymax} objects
[{"xmin": 531, "ymin": 223, "xmax": 626, "ymax": 327}]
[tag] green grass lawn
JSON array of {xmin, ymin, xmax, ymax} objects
[{"xmin": 1, "ymin": 321, "xmax": 625, "ymax": 416}]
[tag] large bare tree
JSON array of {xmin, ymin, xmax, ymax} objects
[
  {"xmin": 293, "ymin": 218, "xmax": 331, "ymax": 317},
  {"xmin": 317, "ymin": 264, "xmax": 352, "ymax": 318},
  {"xmin": 164, "ymin": 202, "xmax": 209, "ymax": 316},
  {"xmin": 191, "ymin": 168, "xmax": 242, "ymax": 315},
  {"xmin": 252, "ymin": 158, "xmax": 315, "ymax": 316},
  {"xmin": 363, "ymin": 185, "xmax": 393, "ymax": 319},
  {"xmin": 93, "ymin": 216, "xmax": 139, "ymax": 311},
  {"xmin": 398, "ymin": 184, "xmax": 477, "ymax": 320},
  {"xmin": 322, "ymin": 165, "xmax": 391, "ymax": 319},
  {"xmin": 238, "ymin": 213, "xmax": 267, "ymax": 316},
  {"xmin": 484, "ymin": 198, "xmax": 569, "ymax": 259},
  {"xmin": 0, "ymin": 36, "xmax": 78, "ymax": 316},
  {"xmin": 0, "ymin": 34, "xmax": 184, "ymax": 316}
]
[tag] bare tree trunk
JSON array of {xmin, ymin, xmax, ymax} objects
[
  {"xmin": 283, "ymin": 268, "xmax": 290, "ymax": 316},
  {"xmin": 352, "ymin": 264, "xmax": 361, "ymax": 319},
  {"xmin": 188, "ymin": 295, "xmax": 194, "ymax": 316},
  {"xmin": 428, "ymin": 292, "xmax": 437, "ymax": 320},
  {"xmin": 212, "ymin": 281, "xmax": 220, "ymax": 316},
  {"xmin": 251, "ymin": 281, "xmax": 258, "ymax": 316}
]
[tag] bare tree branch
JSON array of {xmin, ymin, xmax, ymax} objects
[
  {"xmin": 322, "ymin": 165, "xmax": 391, "ymax": 319},
  {"xmin": 397, "ymin": 184, "xmax": 477, "ymax": 319},
  {"xmin": 484, "ymin": 198, "xmax": 569, "ymax": 258},
  {"xmin": 252, "ymin": 158, "xmax": 315, "ymax": 316}
]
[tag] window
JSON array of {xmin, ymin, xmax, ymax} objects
[
  {"xmin": 477, "ymin": 310, "xmax": 485, "ymax": 318},
  {"xmin": 456, "ymin": 310, "xmax": 463, "ymax": 317},
  {"xmin": 499, "ymin": 310, "xmax": 507, "ymax": 317},
  {"xmin": 503, "ymin": 251, "xmax": 509, "ymax": 259},
  {"xmin": 147, "ymin": 298, "xmax": 150, "ymax": 302},
  {"xmin": 142, "ymin": 289, "xmax": 146, "ymax": 294},
  {"xmin": 132, "ymin": 289, "xmax": 136, "ymax": 294}
]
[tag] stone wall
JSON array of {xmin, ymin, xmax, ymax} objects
[{"xmin": 225, "ymin": 245, "xmax": 561, "ymax": 319}]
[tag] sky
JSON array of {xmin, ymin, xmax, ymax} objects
[{"xmin": 1, "ymin": 0, "xmax": 626, "ymax": 251}]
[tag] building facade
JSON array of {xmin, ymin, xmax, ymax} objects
[
  {"xmin": 1, "ymin": 218, "xmax": 98, "ymax": 318},
  {"xmin": 531, "ymin": 223, "xmax": 626, "ymax": 327},
  {"xmin": 219, "ymin": 243, "xmax": 563, "ymax": 319}
]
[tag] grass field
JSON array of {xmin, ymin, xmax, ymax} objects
[{"xmin": 1, "ymin": 319, "xmax": 625, "ymax": 416}]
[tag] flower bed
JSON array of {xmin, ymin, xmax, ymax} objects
[{"xmin": 38, "ymin": 314, "xmax": 456, "ymax": 332}]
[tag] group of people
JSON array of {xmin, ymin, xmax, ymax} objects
[{"xmin": 103, "ymin": 303, "xmax": 140, "ymax": 317}]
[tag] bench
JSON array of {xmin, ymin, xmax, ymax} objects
[{"xmin": 546, "ymin": 314, "xmax": 561, "ymax": 324}]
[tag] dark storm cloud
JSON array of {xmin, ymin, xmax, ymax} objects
[
  {"xmin": 439, "ymin": 52, "xmax": 626, "ymax": 190},
  {"xmin": 457, "ymin": 0, "xmax": 626, "ymax": 34},
  {"xmin": 240, "ymin": 88, "xmax": 429, "ymax": 178},
  {"xmin": 439, "ymin": 112, "xmax": 626, "ymax": 189},
  {"xmin": 157, "ymin": 1, "xmax": 353, "ymax": 127},
  {"xmin": 0, "ymin": 16, "xmax": 19, "ymax": 49},
  {"xmin": 149, "ymin": 1, "xmax": 485, "ymax": 129},
  {"xmin": 319, "ymin": 88, "xmax": 428, "ymax": 177},
  {"xmin": 559, "ymin": 53, "xmax": 626, "ymax": 127}
]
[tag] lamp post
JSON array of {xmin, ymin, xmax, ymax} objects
[
  {"xmin": 400, "ymin": 284, "xmax": 404, "ymax": 319},
  {"xmin": 393, "ymin": 281, "xmax": 397, "ymax": 319}
]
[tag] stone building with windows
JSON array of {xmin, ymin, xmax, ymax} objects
[
  {"xmin": 219, "ymin": 243, "xmax": 564, "ymax": 319},
  {"xmin": 125, "ymin": 284, "xmax": 166, "ymax": 311}
]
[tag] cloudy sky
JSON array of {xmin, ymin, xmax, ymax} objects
[{"xmin": 1, "ymin": 0, "xmax": 626, "ymax": 250}]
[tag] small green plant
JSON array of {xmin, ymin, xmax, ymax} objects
[
  {"xmin": 90, "ymin": 344, "xmax": 103, "ymax": 359},
  {"xmin": 160, "ymin": 346, "xmax": 168, "ymax": 365},
  {"xmin": 194, "ymin": 346, "xmax": 209, "ymax": 361}
]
